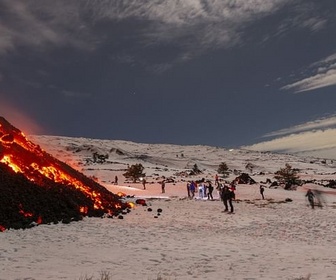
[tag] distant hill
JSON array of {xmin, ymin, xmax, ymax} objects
[{"xmin": 30, "ymin": 134, "xmax": 336, "ymax": 187}]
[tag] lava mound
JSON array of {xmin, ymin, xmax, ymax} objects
[{"xmin": 0, "ymin": 116, "xmax": 130, "ymax": 231}]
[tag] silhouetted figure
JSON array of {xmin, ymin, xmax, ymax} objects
[
  {"xmin": 142, "ymin": 178, "xmax": 146, "ymax": 190},
  {"xmin": 115, "ymin": 176, "xmax": 118, "ymax": 185},
  {"xmin": 161, "ymin": 180, "xmax": 166, "ymax": 193},
  {"xmin": 187, "ymin": 182, "xmax": 191, "ymax": 198},
  {"xmin": 207, "ymin": 181, "xmax": 214, "ymax": 200},
  {"xmin": 260, "ymin": 185, "xmax": 265, "ymax": 200},
  {"xmin": 313, "ymin": 189, "xmax": 326, "ymax": 208},
  {"xmin": 306, "ymin": 189, "xmax": 315, "ymax": 209},
  {"xmin": 189, "ymin": 181, "xmax": 196, "ymax": 198},
  {"xmin": 229, "ymin": 183, "xmax": 236, "ymax": 199},
  {"xmin": 203, "ymin": 180, "xmax": 207, "ymax": 197},
  {"xmin": 221, "ymin": 185, "xmax": 234, "ymax": 213},
  {"xmin": 228, "ymin": 191, "xmax": 234, "ymax": 212}
]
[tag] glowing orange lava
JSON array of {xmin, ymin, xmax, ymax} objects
[{"xmin": 0, "ymin": 116, "xmax": 130, "ymax": 229}]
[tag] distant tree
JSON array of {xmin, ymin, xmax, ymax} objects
[
  {"xmin": 217, "ymin": 162, "xmax": 230, "ymax": 178},
  {"xmin": 274, "ymin": 163, "xmax": 300, "ymax": 189},
  {"xmin": 123, "ymin": 163, "xmax": 145, "ymax": 183}
]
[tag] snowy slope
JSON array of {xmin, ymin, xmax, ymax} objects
[{"xmin": 30, "ymin": 135, "xmax": 336, "ymax": 188}]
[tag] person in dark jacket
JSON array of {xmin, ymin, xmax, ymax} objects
[
  {"xmin": 142, "ymin": 178, "xmax": 146, "ymax": 190},
  {"xmin": 207, "ymin": 181, "xmax": 214, "ymax": 200},
  {"xmin": 189, "ymin": 181, "xmax": 196, "ymax": 198},
  {"xmin": 306, "ymin": 189, "xmax": 315, "ymax": 209},
  {"xmin": 260, "ymin": 185, "xmax": 265, "ymax": 200},
  {"xmin": 221, "ymin": 185, "xmax": 234, "ymax": 213},
  {"xmin": 161, "ymin": 180, "xmax": 166, "ymax": 193}
]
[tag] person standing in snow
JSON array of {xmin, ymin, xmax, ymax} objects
[
  {"xmin": 161, "ymin": 180, "xmax": 166, "ymax": 193},
  {"xmin": 198, "ymin": 182, "xmax": 204, "ymax": 199},
  {"xmin": 189, "ymin": 181, "xmax": 196, "ymax": 198},
  {"xmin": 207, "ymin": 181, "xmax": 214, "ymax": 200},
  {"xmin": 215, "ymin": 174, "xmax": 219, "ymax": 186},
  {"xmin": 306, "ymin": 189, "xmax": 315, "ymax": 209},
  {"xmin": 228, "ymin": 188, "xmax": 235, "ymax": 213},
  {"xmin": 221, "ymin": 185, "xmax": 234, "ymax": 213},
  {"xmin": 260, "ymin": 185, "xmax": 265, "ymax": 200},
  {"xmin": 229, "ymin": 183, "xmax": 236, "ymax": 200}
]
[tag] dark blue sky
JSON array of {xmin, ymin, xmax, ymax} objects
[{"xmin": 1, "ymin": 0, "xmax": 336, "ymax": 147}]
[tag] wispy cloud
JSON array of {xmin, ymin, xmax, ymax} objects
[
  {"xmin": 275, "ymin": 3, "xmax": 327, "ymax": 36},
  {"xmin": 281, "ymin": 53, "xmax": 336, "ymax": 93},
  {"xmin": 0, "ymin": 0, "xmax": 93, "ymax": 54},
  {"xmin": 1, "ymin": 0, "xmax": 331, "ymax": 73},
  {"xmin": 245, "ymin": 128, "xmax": 336, "ymax": 157},
  {"xmin": 0, "ymin": 1, "xmax": 289, "ymax": 57},
  {"xmin": 263, "ymin": 115, "xmax": 336, "ymax": 138},
  {"xmin": 86, "ymin": 0, "xmax": 291, "ymax": 55}
]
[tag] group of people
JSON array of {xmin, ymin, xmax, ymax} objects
[
  {"xmin": 186, "ymin": 179, "xmax": 236, "ymax": 213},
  {"xmin": 186, "ymin": 180, "xmax": 214, "ymax": 200}
]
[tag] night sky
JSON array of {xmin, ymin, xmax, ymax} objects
[{"xmin": 1, "ymin": 0, "xmax": 336, "ymax": 148}]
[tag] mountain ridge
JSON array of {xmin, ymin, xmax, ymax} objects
[{"xmin": 30, "ymin": 134, "xmax": 336, "ymax": 187}]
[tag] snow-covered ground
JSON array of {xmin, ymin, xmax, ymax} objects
[{"xmin": 1, "ymin": 135, "xmax": 336, "ymax": 280}]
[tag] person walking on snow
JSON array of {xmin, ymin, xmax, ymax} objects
[
  {"xmin": 306, "ymin": 189, "xmax": 315, "ymax": 209},
  {"xmin": 161, "ymin": 180, "xmax": 166, "ymax": 193},
  {"xmin": 260, "ymin": 185, "xmax": 265, "ymax": 200},
  {"xmin": 187, "ymin": 182, "xmax": 191, "ymax": 198},
  {"xmin": 189, "ymin": 181, "xmax": 196, "ymax": 198},
  {"xmin": 207, "ymin": 181, "xmax": 214, "ymax": 200},
  {"xmin": 221, "ymin": 185, "xmax": 234, "ymax": 213},
  {"xmin": 198, "ymin": 182, "xmax": 205, "ymax": 199}
]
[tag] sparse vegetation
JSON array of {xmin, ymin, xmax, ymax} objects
[
  {"xmin": 274, "ymin": 163, "xmax": 300, "ymax": 189},
  {"xmin": 217, "ymin": 162, "xmax": 230, "ymax": 177},
  {"xmin": 123, "ymin": 163, "xmax": 145, "ymax": 182}
]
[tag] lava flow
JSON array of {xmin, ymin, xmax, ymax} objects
[{"xmin": 0, "ymin": 116, "xmax": 131, "ymax": 231}]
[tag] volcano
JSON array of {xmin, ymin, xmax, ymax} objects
[{"xmin": 0, "ymin": 117, "xmax": 130, "ymax": 231}]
